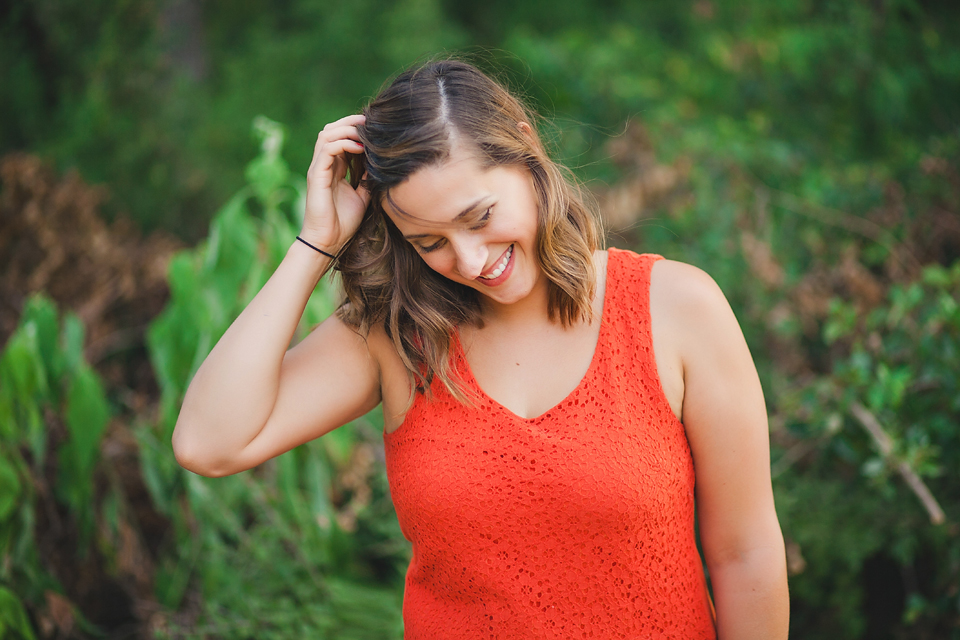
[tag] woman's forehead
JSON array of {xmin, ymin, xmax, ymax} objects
[{"xmin": 384, "ymin": 151, "xmax": 493, "ymax": 227}]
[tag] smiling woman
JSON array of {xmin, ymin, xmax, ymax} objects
[
  {"xmin": 336, "ymin": 61, "xmax": 601, "ymax": 407},
  {"xmin": 386, "ymin": 153, "xmax": 540, "ymax": 299},
  {"xmin": 171, "ymin": 59, "xmax": 789, "ymax": 639}
]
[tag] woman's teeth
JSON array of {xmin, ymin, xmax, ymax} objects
[{"xmin": 479, "ymin": 245, "xmax": 513, "ymax": 280}]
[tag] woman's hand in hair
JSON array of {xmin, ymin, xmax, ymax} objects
[{"xmin": 302, "ymin": 114, "xmax": 370, "ymax": 254}]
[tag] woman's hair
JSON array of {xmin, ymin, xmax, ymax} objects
[{"xmin": 337, "ymin": 58, "xmax": 601, "ymax": 404}]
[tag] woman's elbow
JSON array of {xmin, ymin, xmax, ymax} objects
[{"xmin": 171, "ymin": 420, "xmax": 235, "ymax": 478}]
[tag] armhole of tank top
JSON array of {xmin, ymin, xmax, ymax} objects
[
  {"xmin": 383, "ymin": 328, "xmax": 466, "ymax": 439},
  {"xmin": 637, "ymin": 253, "xmax": 685, "ymax": 430}
]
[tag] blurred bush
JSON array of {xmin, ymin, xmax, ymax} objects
[
  {"xmin": 0, "ymin": 0, "xmax": 465, "ymax": 239},
  {"xmin": 142, "ymin": 118, "xmax": 406, "ymax": 638},
  {"xmin": 0, "ymin": 123, "xmax": 407, "ymax": 638},
  {"xmin": 0, "ymin": 295, "xmax": 111, "ymax": 639},
  {"xmin": 2, "ymin": 0, "xmax": 960, "ymax": 637}
]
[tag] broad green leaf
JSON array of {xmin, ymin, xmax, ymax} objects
[
  {"xmin": 247, "ymin": 116, "xmax": 291, "ymax": 210},
  {"xmin": 0, "ymin": 388, "xmax": 14, "ymax": 440},
  {"xmin": 64, "ymin": 366, "xmax": 111, "ymax": 476},
  {"xmin": 167, "ymin": 253, "xmax": 201, "ymax": 302},
  {"xmin": 921, "ymin": 265, "xmax": 951, "ymax": 288},
  {"xmin": 0, "ymin": 456, "xmax": 21, "ymax": 521},
  {"xmin": 1, "ymin": 326, "xmax": 50, "ymax": 408},
  {"xmin": 24, "ymin": 402, "xmax": 46, "ymax": 465},
  {"xmin": 133, "ymin": 427, "xmax": 177, "ymax": 515},
  {"xmin": 20, "ymin": 296, "xmax": 60, "ymax": 379},
  {"xmin": 323, "ymin": 424, "xmax": 355, "ymax": 467},
  {"xmin": 60, "ymin": 313, "xmax": 85, "ymax": 378},
  {"xmin": 0, "ymin": 586, "xmax": 37, "ymax": 640},
  {"xmin": 205, "ymin": 193, "xmax": 258, "ymax": 290}
]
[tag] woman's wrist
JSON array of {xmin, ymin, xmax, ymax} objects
[
  {"xmin": 295, "ymin": 235, "xmax": 339, "ymax": 260},
  {"xmin": 288, "ymin": 235, "xmax": 338, "ymax": 280},
  {"xmin": 296, "ymin": 226, "xmax": 345, "ymax": 256}
]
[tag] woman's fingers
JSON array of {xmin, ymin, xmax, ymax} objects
[
  {"xmin": 310, "ymin": 116, "xmax": 365, "ymax": 162},
  {"xmin": 355, "ymin": 171, "xmax": 371, "ymax": 208},
  {"xmin": 308, "ymin": 124, "xmax": 365, "ymax": 185},
  {"xmin": 301, "ymin": 116, "xmax": 369, "ymax": 249},
  {"xmin": 309, "ymin": 138, "xmax": 364, "ymax": 181},
  {"xmin": 326, "ymin": 113, "xmax": 366, "ymax": 130}
]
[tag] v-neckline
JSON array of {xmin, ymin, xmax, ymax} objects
[{"xmin": 453, "ymin": 250, "xmax": 615, "ymax": 423}]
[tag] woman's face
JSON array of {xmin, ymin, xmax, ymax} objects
[{"xmin": 383, "ymin": 144, "xmax": 544, "ymax": 309}]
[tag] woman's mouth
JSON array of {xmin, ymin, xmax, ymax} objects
[{"xmin": 477, "ymin": 244, "xmax": 514, "ymax": 286}]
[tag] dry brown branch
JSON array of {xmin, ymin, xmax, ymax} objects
[{"xmin": 849, "ymin": 401, "xmax": 946, "ymax": 525}]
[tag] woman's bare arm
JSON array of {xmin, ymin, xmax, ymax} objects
[
  {"xmin": 651, "ymin": 260, "xmax": 789, "ymax": 639},
  {"xmin": 171, "ymin": 241, "xmax": 381, "ymax": 477},
  {"xmin": 172, "ymin": 114, "xmax": 379, "ymax": 477}
]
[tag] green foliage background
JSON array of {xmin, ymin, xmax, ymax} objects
[{"xmin": 2, "ymin": 0, "xmax": 959, "ymax": 638}]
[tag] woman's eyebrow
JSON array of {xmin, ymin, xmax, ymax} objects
[{"xmin": 388, "ymin": 193, "xmax": 491, "ymax": 240}]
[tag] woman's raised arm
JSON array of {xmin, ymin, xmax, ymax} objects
[{"xmin": 172, "ymin": 115, "xmax": 380, "ymax": 477}]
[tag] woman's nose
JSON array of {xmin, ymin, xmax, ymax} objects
[{"xmin": 451, "ymin": 236, "xmax": 488, "ymax": 280}]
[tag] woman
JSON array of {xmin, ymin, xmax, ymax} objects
[{"xmin": 173, "ymin": 60, "xmax": 789, "ymax": 638}]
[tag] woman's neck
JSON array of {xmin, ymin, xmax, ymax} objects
[{"xmin": 478, "ymin": 271, "xmax": 552, "ymax": 327}]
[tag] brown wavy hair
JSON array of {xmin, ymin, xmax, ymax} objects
[{"xmin": 337, "ymin": 59, "xmax": 601, "ymax": 403}]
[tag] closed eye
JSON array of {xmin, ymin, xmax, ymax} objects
[
  {"xmin": 416, "ymin": 207, "xmax": 493, "ymax": 254},
  {"xmin": 469, "ymin": 207, "xmax": 493, "ymax": 230},
  {"xmin": 417, "ymin": 238, "xmax": 446, "ymax": 253}
]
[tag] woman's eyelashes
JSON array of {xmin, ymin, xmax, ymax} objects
[
  {"xmin": 470, "ymin": 207, "xmax": 493, "ymax": 230},
  {"xmin": 418, "ymin": 239, "xmax": 445, "ymax": 253},
  {"xmin": 415, "ymin": 207, "xmax": 493, "ymax": 254}
]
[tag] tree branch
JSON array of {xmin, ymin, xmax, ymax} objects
[{"xmin": 849, "ymin": 402, "xmax": 945, "ymax": 525}]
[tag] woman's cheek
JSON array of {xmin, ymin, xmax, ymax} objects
[{"xmin": 422, "ymin": 253, "xmax": 453, "ymax": 277}]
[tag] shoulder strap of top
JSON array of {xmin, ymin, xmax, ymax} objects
[
  {"xmin": 603, "ymin": 248, "xmax": 665, "ymax": 386},
  {"xmin": 605, "ymin": 248, "xmax": 663, "ymax": 319}
]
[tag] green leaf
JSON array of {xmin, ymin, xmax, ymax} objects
[
  {"xmin": 921, "ymin": 265, "xmax": 951, "ymax": 288},
  {"xmin": 861, "ymin": 457, "xmax": 885, "ymax": 478},
  {"xmin": 168, "ymin": 252, "xmax": 202, "ymax": 302},
  {"xmin": 0, "ymin": 456, "xmax": 21, "ymax": 521},
  {"xmin": 64, "ymin": 366, "xmax": 111, "ymax": 477},
  {"xmin": 0, "ymin": 320, "xmax": 51, "ymax": 460},
  {"xmin": 20, "ymin": 295, "xmax": 61, "ymax": 380},
  {"xmin": 0, "ymin": 586, "xmax": 37, "ymax": 640},
  {"xmin": 246, "ymin": 154, "xmax": 291, "ymax": 211},
  {"xmin": 59, "ymin": 364, "xmax": 112, "ymax": 539},
  {"xmin": 133, "ymin": 427, "xmax": 178, "ymax": 515},
  {"xmin": 205, "ymin": 193, "xmax": 258, "ymax": 287},
  {"xmin": 1, "ymin": 325, "xmax": 50, "ymax": 410},
  {"xmin": 24, "ymin": 402, "xmax": 47, "ymax": 465},
  {"xmin": 60, "ymin": 312, "xmax": 86, "ymax": 378}
]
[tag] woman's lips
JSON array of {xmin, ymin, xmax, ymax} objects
[{"xmin": 477, "ymin": 244, "xmax": 514, "ymax": 286}]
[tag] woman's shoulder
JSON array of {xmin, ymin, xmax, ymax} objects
[
  {"xmin": 648, "ymin": 258, "xmax": 745, "ymax": 365},
  {"xmin": 650, "ymin": 258, "xmax": 727, "ymax": 307},
  {"xmin": 644, "ymin": 258, "xmax": 745, "ymax": 421},
  {"xmin": 650, "ymin": 258, "xmax": 732, "ymax": 328},
  {"xmin": 604, "ymin": 248, "xmax": 726, "ymax": 308}
]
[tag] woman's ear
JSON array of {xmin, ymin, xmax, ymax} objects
[{"xmin": 517, "ymin": 121, "xmax": 533, "ymax": 136}]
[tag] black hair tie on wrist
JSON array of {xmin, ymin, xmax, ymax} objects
[{"xmin": 296, "ymin": 235, "xmax": 338, "ymax": 260}]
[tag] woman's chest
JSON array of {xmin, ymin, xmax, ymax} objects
[
  {"xmin": 459, "ymin": 318, "xmax": 602, "ymax": 421},
  {"xmin": 385, "ymin": 383, "xmax": 697, "ymax": 546},
  {"xmin": 378, "ymin": 306, "xmax": 606, "ymax": 432}
]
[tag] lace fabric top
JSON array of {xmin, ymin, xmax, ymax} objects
[{"xmin": 383, "ymin": 249, "xmax": 717, "ymax": 639}]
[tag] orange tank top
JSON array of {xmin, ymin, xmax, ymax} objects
[{"xmin": 384, "ymin": 249, "xmax": 717, "ymax": 639}]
